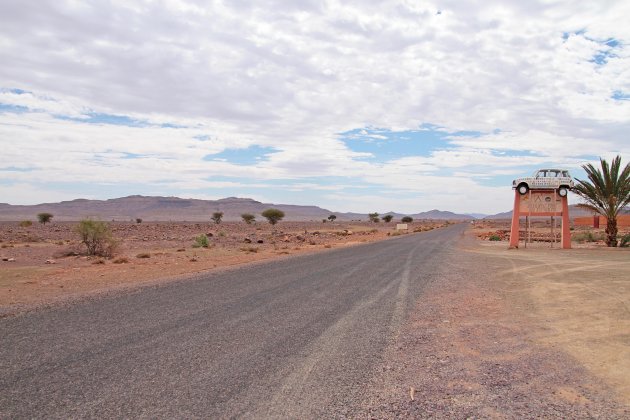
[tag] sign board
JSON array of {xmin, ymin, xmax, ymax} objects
[
  {"xmin": 519, "ymin": 191, "xmax": 562, "ymax": 214},
  {"xmin": 396, "ymin": 224, "xmax": 408, "ymax": 230},
  {"xmin": 509, "ymin": 189, "xmax": 571, "ymax": 249}
]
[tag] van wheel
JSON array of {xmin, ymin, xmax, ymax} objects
[
  {"xmin": 518, "ymin": 184, "xmax": 529, "ymax": 195},
  {"xmin": 558, "ymin": 187, "xmax": 568, "ymax": 197}
]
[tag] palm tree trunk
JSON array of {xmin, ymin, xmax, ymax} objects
[{"xmin": 605, "ymin": 216, "xmax": 618, "ymax": 247}]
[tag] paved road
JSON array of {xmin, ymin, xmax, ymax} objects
[{"xmin": 1, "ymin": 224, "xmax": 465, "ymax": 418}]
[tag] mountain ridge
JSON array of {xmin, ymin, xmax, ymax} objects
[{"xmin": 0, "ymin": 195, "xmax": 474, "ymax": 222}]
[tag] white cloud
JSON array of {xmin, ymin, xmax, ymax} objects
[{"xmin": 0, "ymin": 0, "xmax": 628, "ymax": 213}]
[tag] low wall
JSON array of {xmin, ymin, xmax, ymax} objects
[{"xmin": 574, "ymin": 215, "xmax": 630, "ymax": 227}]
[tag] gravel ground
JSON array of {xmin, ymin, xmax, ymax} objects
[{"xmin": 362, "ymin": 234, "xmax": 629, "ymax": 419}]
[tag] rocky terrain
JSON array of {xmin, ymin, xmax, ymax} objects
[{"xmin": 0, "ymin": 219, "xmax": 450, "ymax": 312}]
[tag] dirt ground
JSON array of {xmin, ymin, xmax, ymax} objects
[
  {"xmin": 0, "ymin": 220, "xmax": 446, "ymax": 314},
  {"xmin": 3, "ymin": 220, "xmax": 628, "ymax": 415},
  {"xmin": 365, "ymin": 229, "xmax": 629, "ymax": 417}
]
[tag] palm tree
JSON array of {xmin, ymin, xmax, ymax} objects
[{"xmin": 573, "ymin": 155, "xmax": 630, "ymax": 247}]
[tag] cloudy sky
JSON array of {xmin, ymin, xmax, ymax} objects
[{"xmin": 0, "ymin": 0, "xmax": 628, "ymax": 214}]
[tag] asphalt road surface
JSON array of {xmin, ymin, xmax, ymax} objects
[{"xmin": 1, "ymin": 224, "xmax": 465, "ymax": 418}]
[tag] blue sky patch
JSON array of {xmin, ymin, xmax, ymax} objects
[
  {"xmin": 0, "ymin": 166, "xmax": 35, "ymax": 172},
  {"xmin": 612, "ymin": 91, "xmax": 630, "ymax": 101},
  {"xmin": 55, "ymin": 112, "xmax": 149, "ymax": 127},
  {"xmin": 203, "ymin": 145, "xmax": 278, "ymax": 165},
  {"xmin": 339, "ymin": 126, "xmax": 484, "ymax": 162},
  {"xmin": 0, "ymin": 103, "xmax": 29, "ymax": 114}
]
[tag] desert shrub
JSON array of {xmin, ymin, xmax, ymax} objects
[
  {"xmin": 76, "ymin": 219, "xmax": 117, "ymax": 257},
  {"xmin": 211, "ymin": 211, "xmax": 224, "ymax": 224},
  {"xmin": 382, "ymin": 215, "xmax": 394, "ymax": 223},
  {"xmin": 241, "ymin": 213, "xmax": 256, "ymax": 224},
  {"xmin": 262, "ymin": 208, "xmax": 285, "ymax": 225},
  {"xmin": 113, "ymin": 257, "xmax": 129, "ymax": 264},
  {"xmin": 135, "ymin": 218, "xmax": 142, "ymax": 224},
  {"xmin": 37, "ymin": 212, "xmax": 53, "ymax": 224},
  {"xmin": 572, "ymin": 231, "xmax": 605, "ymax": 243},
  {"xmin": 489, "ymin": 235, "xmax": 502, "ymax": 241},
  {"xmin": 239, "ymin": 246, "xmax": 258, "ymax": 253},
  {"xmin": 328, "ymin": 214, "xmax": 337, "ymax": 222},
  {"xmin": 401, "ymin": 216, "xmax": 413, "ymax": 223},
  {"xmin": 19, "ymin": 220, "xmax": 33, "ymax": 227},
  {"xmin": 92, "ymin": 259, "xmax": 106, "ymax": 265},
  {"xmin": 218, "ymin": 231, "xmax": 226, "ymax": 237},
  {"xmin": 368, "ymin": 212, "xmax": 379, "ymax": 223},
  {"xmin": 193, "ymin": 234, "xmax": 210, "ymax": 248},
  {"xmin": 619, "ymin": 234, "xmax": 630, "ymax": 248},
  {"xmin": 136, "ymin": 253, "xmax": 151, "ymax": 258}
]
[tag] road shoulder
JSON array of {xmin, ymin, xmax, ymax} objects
[{"xmin": 362, "ymin": 232, "xmax": 629, "ymax": 417}]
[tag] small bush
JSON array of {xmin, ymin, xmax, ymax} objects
[
  {"xmin": 211, "ymin": 211, "xmax": 224, "ymax": 224},
  {"xmin": 19, "ymin": 220, "xmax": 33, "ymax": 227},
  {"xmin": 113, "ymin": 257, "xmax": 130, "ymax": 264},
  {"xmin": 368, "ymin": 212, "xmax": 379, "ymax": 223},
  {"xmin": 37, "ymin": 212, "xmax": 53, "ymax": 224},
  {"xmin": 193, "ymin": 234, "xmax": 210, "ymax": 248},
  {"xmin": 573, "ymin": 231, "xmax": 605, "ymax": 243},
  {"xmin": 136, "ymin": 253, "xmax": 151, "ymax": 258},
  {"xmin": 135, "ymin": 218, "xmax": 142, "ymax": 224},
  {"xmin": 328, "ymin": 214, "xmax": 337, "ymax": 222},
  {"xmin": 489, "ymin": 235, "xmax": 502, "ymax": 241},
  {"xmin": 382, "ymin": 215, "xmax": 394, "ymax": 223},
  {"xmin": 401, "ymin": 216, "xmax": 413, "ymax": 223},
  {"xmin": 620, "ymin": 234, "xmax": 630, "ymax": 248},
  {"xmin": 241, "ymin": 213, "xmax": 256, "ymax": 224},
  {"xmin": 76, "ymin": 219, "xmax": 117, "ymax": 257},
  {"xmin": 92, "ymin": 259, "xmax": 106, "ymax": 265},
  {"xmin": 240, "ymin": 246, "xmax": 259, "ymax": 253},
  {"xmin": 262, "ymin": 208, "xmax": 285, "ymax": 225}
]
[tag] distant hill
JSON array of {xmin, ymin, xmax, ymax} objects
[{"xmin": 0, "ymin": 195, "xmax": 474, "ymax": 222}]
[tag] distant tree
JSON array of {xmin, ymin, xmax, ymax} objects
[
  {"xmin": 368, "ymin": 212, "xmax": 380, "ymax": 223},
  {"xmin": 262, "ymin": 208, "xmax": 285, "ymax": 225},
  {"xmin": 37, "ymin": 212, "xmax": 53, "ymax": 225},
  {"xmin": 382, "ymin": 214, "xmax": 394, "ymax": 223},
  {"xmin": 573, "ymin": 155, "xmax": 630, "ymax": 247},
  {"xmin": 328, "ymin": 214, "xmax": 337, "ymax": 222},
  {"xmin": 211, "ymin": 211, "xmax": 224, "ymax": 224},
  {"xmin": 135, "ymin": 218, "xmax": 142, "ymax": 224},
  {"xmin": 76, "ymin": 219, "xmax": 117, "ymax": 257},
  {"xmin": 19, "ymin": 220, "xmax": 33, "ymax": 227},
  {"xmin": 401, "ymin": 216, "xmax": 413, "ymax": 223},
  {"xmin": 241, "ymin": 213, "xmax": 256, "ymax": 224}
]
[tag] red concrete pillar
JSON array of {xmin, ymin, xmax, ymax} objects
[
  {"xmin": 509, "ymin": 191, "xmax": 520, "ymax": 248},
  {"xmin": 561, "ymin": 194, "xmax": 571, "ymax": 249},
  {"xmin": 593, "ymin": 215, "xmax": 599, "ymax": 228}
]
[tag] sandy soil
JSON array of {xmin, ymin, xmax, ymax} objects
[
  {"xmin": 364, "ymin": 230, "xmax": 629, "ymax": 417},
  {"xmin": 0, "ymin": 220, "xmax": 447, "ymax": 314},
  {"xmin": 477, "ymin": 241, "xmax": 630, "ymax": 405}
]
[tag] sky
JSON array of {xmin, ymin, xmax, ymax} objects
[{"xmin": 0, "ymin": 0, "xmax": 628, "ymax": 215}]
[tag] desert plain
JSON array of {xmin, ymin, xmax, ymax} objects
[
  {"xmin": 0, "ymin": 219, "xmax": 446, "ymax": 311},
  {"xmin": 1, "ymin": 218, "xmax": 629, "ymax": 415}
]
